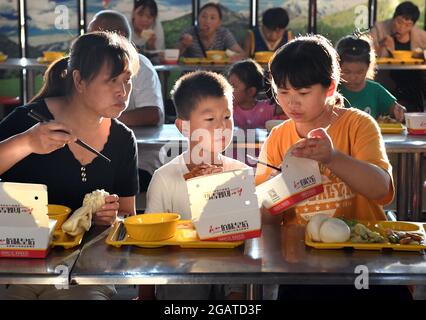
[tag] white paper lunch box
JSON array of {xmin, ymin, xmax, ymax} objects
[
  {"xmin": 0, "ymin": 182, "xmax": 56, "ymax": 258},
  {"xmin": 187, "ymin": 168, "xmax": 261, "ymax": 242},
  {"xmin": 256, "ymin": 145, "xmax": 324, "ymax": 215}
]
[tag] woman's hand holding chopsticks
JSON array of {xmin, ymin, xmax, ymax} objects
[{"xmin": 26, "ymin": 121, "xmax": 76, "ymax": 154}]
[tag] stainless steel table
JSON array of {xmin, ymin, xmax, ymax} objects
[
  {"xmin": 0, "ymin": 58, "xmax": 46, "ymax": 104},
  {"xmin": 382, "ymin": 134, "xmax": 426, "ymax": 221},
  {"xmin": 133, "ymin": 125, "xmax": 426, "ymax": 221},
  {"xmin": 70, "ymin": 221, "xmax": 426, "ymax": 299},
  {"xmin": 0, "ymin": 247, "xmax": 80, "ymax": 285}
]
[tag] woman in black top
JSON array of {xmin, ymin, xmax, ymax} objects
[
  {"xmin": 0, "ymin": 31, "xmax": 140, "ymax": 222},
  {"xmin": 0, "ymin": 31, "xmax": 140, "ymax": 299}
]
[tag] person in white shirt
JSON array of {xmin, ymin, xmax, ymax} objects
[{"xmin": 146, "ymin": 70, "xmax": 248, "ymax": 300}]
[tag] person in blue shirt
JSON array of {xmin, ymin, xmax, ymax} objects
[{"xmin": 244, "ymin": 7, "xmax": 292, "ymax": 57}]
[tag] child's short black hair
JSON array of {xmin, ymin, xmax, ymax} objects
[
  {"xmin": 393, "ymin": 1, "xmax": 420, "ymax": 23},
  {"xmin": 336, "ymin": 34, "xmax": 376, "ymax": 79},
  {"xmin": 171, "ymin": 71, "xmax": 233, "ymax": 120},
  {"xmin": 227, "ymin": 59, "xmax": 264, "ymax": 93},
  {"xmin": 270, "ymin": 34, "xmax": 340, "ymax": 90},
  {"xmin": 262, "ymin": 7, "xmax": 289, "ymax": 30}
]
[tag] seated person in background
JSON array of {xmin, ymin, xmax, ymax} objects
[
  {"xmin": 370, "ymin": 1, "xmax": 426, "ymax": 57},
  {"xmin": 146, "ymin": 71, "xmax": 247, "ymax": 300},
  {"xmin": 0, "ymin": 32, "xmax": 139, "ymax": 299},
  {"xmin": 227, "ymin": 59, "xmax": 277, "ymax": 129},
  {"xmin": 244, "ymin": 7, "xmax": 292, "ymax": 57},
  {"xmin": 88, "ymin": 10, "xmax": 165, "ymax": 193},
  {"xmin": 336, "ymin": 34, "xmax": 406, "ymax": 122},
  {"xmin": 131, "ymin": 0, "xmax": 165, "ymax": 53},
  {"xmin": 370, "ymin": 1, "xmax": 426, "ymax": 112},
  {"xmin": 178, "ymin": 2, "xmax": 245, "ymax": 60}
]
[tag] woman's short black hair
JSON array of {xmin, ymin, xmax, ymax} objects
[
  {"xmin": 262, "ymin": 7, "xmax": 289, "ymax": 30},
  {"xmin": 270, "ymin": 34, "xmax": 340, "ymax": 90},
  {"xmin": 171, "ymin": 71, "xmax": 232, "ymax": 120},
  {"xmin": 31, "ymin": 32, "xmax": 139, "ymax": 102},
  {"xmin": 227, "ymin": 59, "xmax": 265, "ymax": 93},
  {"xmin": 134, "ymin": 0, "xmax": 158, "ymax": 18},
  {"xmin": 393, "ymin": 1, "xmax": 420, "ymax": 23}
]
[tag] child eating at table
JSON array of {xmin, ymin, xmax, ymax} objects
[
  {"xmin": 255, "ymin": 34, "xmax": 416, "ymax": 300},
  {"xmin": 228, "ymin": 59, "xmax": 277, "ymax": 129},
  {"xmin": 144, "ymin": 70, "xmax": 247, "ymax": 300},
  {"xmin": 336, "ymin": 34, "xmax": 406, "ymax": 122},
  {"xmin": 255, "ymin": 34, "xmax": 394, "ymax": 225}
]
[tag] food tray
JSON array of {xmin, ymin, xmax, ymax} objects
[
  {"xmin": 376, "ymin": 57, "xmax": 424, "ymax": 65},
  {"xmin": 106, "ymin": 220, "xmax": 244, "ymax": 248},
  {"xmin": 182, "ymin": 57, "xmax": 228, "ymax": 65},
  {"xmin": 51, "ymin": 229, "xmax": 84, "ymax": 249},
  {"xmin": 305, "ymin": 221, "xmax": 426, "ymax": 251},
  {"xmin": 378, "ymin": 123, "xmax": 405, "ymax": 134}
]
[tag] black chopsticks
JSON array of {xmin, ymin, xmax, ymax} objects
[
  {"xmin": 27, "ymin": 109, "xmax": 111, "ymax": 163},
  {"xmin": 116, "ymin": 215, "xmax": 129, "ymax": 241},
  {"xmin": 246, "ymin": 154, "xmax": 281, "ymax": 172}
]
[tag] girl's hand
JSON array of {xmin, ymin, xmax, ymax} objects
[
  {"xmin": 26, "ymin": 121, "xmax": 76, "ymax": 155},
  {"xmin": 183, "ymin": 164, "xmax": 223, "ymax": 180},
  {"xmin": 291, "ymin": 128, "xmax": 335, "ymax": 164},
  {"xmin": 146, "ymin": 34, "xmax": 157, "ymax": 49},
  {"xmin": 93, "ymin": 194, "xmax": 119, "ymax": 226},
  {"xmin": 393, "ymin": 103, "xmax": 406, "ymax": 122}
]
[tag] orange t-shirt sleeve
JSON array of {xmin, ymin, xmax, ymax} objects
[
  {"xmin": 255, "ymin": 125, "xmax": 285, "ymax": 185},
  {"xmin": 348, "ymin": 112, "xmax": 394, "ymax": 205}
]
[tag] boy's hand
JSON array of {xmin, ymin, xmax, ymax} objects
[
  {"xmin": 93, "ymin": 194, "xmax": 119, "ymax": 226},
  {"xmin": 291, "ymin": 128, "xmax": 335, "ymax": 164},
  {"xmin": 379, "ymin": 35, "xmax": 394, "ymax": 51},
  {"xmin": 183, "ymin": 164, "xmax": 223, "ymax": 180}
]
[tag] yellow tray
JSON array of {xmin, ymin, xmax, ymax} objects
[
  {"xmin": 106, "ymin": 220, "xmax": 244, "ymax": 248},
  {"xmin": 305, "ymin": 221, "xmax": 426, "ymax": 251},
  {"xmin": 378, "ymin": 123, "xmax": 405, "ymax": 134},
  {"xmin": 255, "ymin": 58, "xmax": 269, "ymax": 64},
  {"xmin": 182, "ymin": 57, "xmax": 228, "ymax": 65},
  {"xmin": 377, "ymin": 57, "xmax": 424, "ymax": 65},
  {"xmin": 51, "ymin": 229, "xmax": 84, "ymax": 249}
]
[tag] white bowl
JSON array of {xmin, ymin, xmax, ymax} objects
[
  {"xmin": 164, "ymin": 49, "xmax": 179, "ymax": 64},
  {"xmin": 405, "ymin": 113, "xmax": 426, "ymax": 134}
]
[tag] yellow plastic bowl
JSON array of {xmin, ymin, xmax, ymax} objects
[
  {"xmin": 47, "ymin": 204, "xmax": 72, "ymax": 230},
  {"xmin": 124, "ymin": 213, "xmax": 180, "ymax": 241},
  {"xmin": 206, "ymin": 50, "xmax": 226, "ymax": 61},
  {"xmin": 391, "ymin": 50, "xmax": 412, "ymax": 60},
  {"xmin": 43, "ymin": 51, "xmax": 65, "ymax": 62},
  {"xmin": 255, "ymin": 51, "xmax": 273, "ymax": 63}
]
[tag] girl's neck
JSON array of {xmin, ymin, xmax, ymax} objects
[
  {"xmin": 238, "ymin": 97, "xmax": 257, "ymax": 110},
  {"xmin": 344, "ymin": 80, "xmax": 367, "ymax": 93},
  {"xmin": 295, "ymin": 103, "xmax": 339, "ymax": 138}
]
